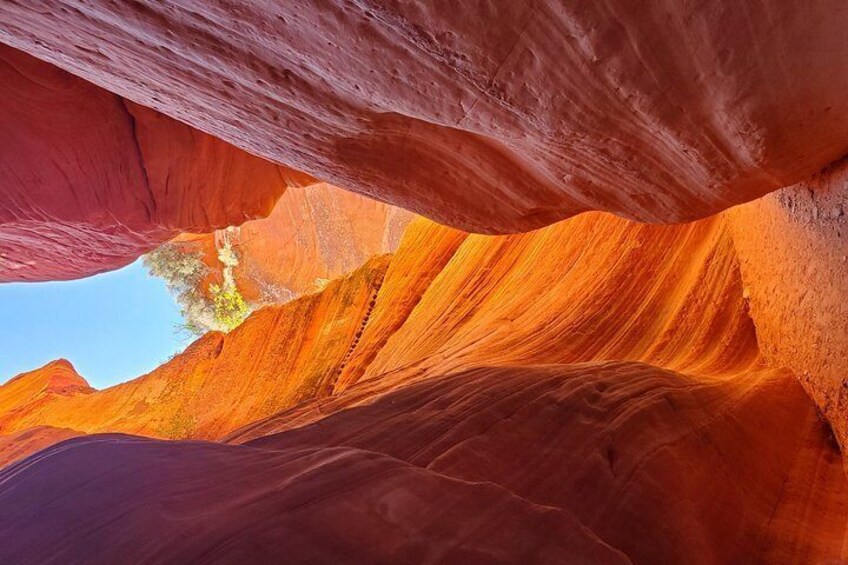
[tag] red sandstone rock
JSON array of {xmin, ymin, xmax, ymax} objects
[
  {"xmin": 3, "ymin": 2, "xmax": 848, "ymax": 232},
  {"xmin": 0, "ymin": 257, "xmax": 390, "ymax": 445},
  {"xmin": 235, "ymin": 363, "xmax": 848, "ymax": 564},
  {"xmin": 174, "ymin": 182, "xmax": 412, "ymax": 304},
  {"xmin": 0, "ymin": 360, "xmax": 92, "ymax": 417},
  {"xmin": 0, "ymin": 360, "xmax": 91, "ymax": 467},
  {"xmin": 1, "ymin": 362, "xmax": 844, "ymax": 564},
  {"xmin": 1, "ymin": 195, "xmax": 846, "ymax": 561},
  {"xmin": 0, "ymin": 433, "xmax": 630, "ymax": 564},
  {"xmin": 727, "ymin": 157, "xmax": 848, "ymax": 452},
  {"xmin": 0, "ymin": 45, "xmax": 301, "ymax": 282},
  {"xmin": 0, "ymin": 212, "xmax": 755, "ymax": 446},
  {"xmin": 0, "ymin": 426, "xmax": 83, "ymax": 469}
]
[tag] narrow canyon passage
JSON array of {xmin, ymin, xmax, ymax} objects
[
  {"xmin": 2, "ymin": 207, "xmax": 848, "ymax": 563},
  {"xmin": 1, "ymin": 2, "xmax": 848, "ymax": 563}
]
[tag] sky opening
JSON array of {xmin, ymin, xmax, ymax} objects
[{"xmin": 0, "ymin": 259, "xmax": 190, "ymax": 389}]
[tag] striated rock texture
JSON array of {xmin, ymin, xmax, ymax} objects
[
  {"xmin": 0, "ymin": 257, "xmax": 390, "ymax": 443},
  {"xmin": 0, "ymin": 45, "xmax": 305, "ymax": 282},
  {"xmin": 333, "ymin": 211, "xmax": 760, "ymax": 393},
  {"xmin": 174, "ymin": 182, "xmax": 412, "ymax": 304},
  {"xmin": 231, "ymin": 363, "xmax": 848, "ymax": 564},
  {"xmin": 0, "ymin": 360, "xmax": 92, "ymax": 418},
  {"xmin": 3, "ymin": 2, "xmax": 848, "ymax": 232},
  {"xmin": 0, "ymin": 432, "xmax": 631, "ymax": 564},
  {"xmin": 727, "ymin": 157, "xmax": 848, "ymax": 452},
  {"xmin": 1, "ymin": 209, "xmax": 848, "ymax": 561},
  {"xmin": 0, "ymin": 427, "xmax": 84, "ymax": 469},
  {"xmin": 0, "ymin": 213, "xmax": 755, "ymax": 447},
  {"xmin": 0, "ymin": 360, "xmax": 92, "ymax": 467},
  {"xmin": 2, "ymin": 364, "xmax": 846, "ymax": 563}
]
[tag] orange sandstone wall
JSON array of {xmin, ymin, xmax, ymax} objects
[
  {"xmin": 0, "ymin": 211, "xmax": 758, "ymax": 447},
  {"xmin": 728, "ymin": 158, "xmax": 848, "ymax": 449},
  {"xmin": 175, "ymin": 183, "xmax": 412, "ymax": 304},
  {"xmin": 339, "ymin": 212, "xmax": 760, "ymax": 394},
  {"xmin": 2, "ymin": 211, "xmax": 848, "ymax": 561}
]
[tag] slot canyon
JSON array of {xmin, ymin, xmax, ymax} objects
[{"xmin": 0, "ymin": 2, "xmax": 847, "ymax": 563}]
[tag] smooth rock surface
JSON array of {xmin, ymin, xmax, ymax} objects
[
  {"xmin": 3, "ymin": 2, "xmax": 848, "ymax": 231},
  {"xmin": 0, "ymin": 45, "xmax": 301, "ymax": 282},
  {"xmin": 174, "ymin": 182, "xmax": 412, "ymax": 304},
  {"xmin": 2, "ymin": 362, "xmax": 846, "ymax": 564}
]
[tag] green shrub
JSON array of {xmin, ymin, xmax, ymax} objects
[{"xmin": 209, "ymin": 282, "xmax": 250, "ymax": 332}]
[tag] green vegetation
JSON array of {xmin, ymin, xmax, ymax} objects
[
  {"xmin": 209, "ymin": 281, "xmax": 250, "ymax": 332},
  {"xmin": 143, "ymin": 243, "xmax": 212, "ymax": 336},
  {"xmin": 143, "ymin": 228, "xmax": 253, "ymax": 335}
]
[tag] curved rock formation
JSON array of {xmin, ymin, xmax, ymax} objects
[
  {"xmin": 727, "ymin": 157, "xmax": 848, "ymax": 452},
  {"xmin": 236, "ymin": 363, "xmax": 848, "ymax": 564},
  {"xmin": 0, "ymin": 211, "xmax": 754, "ymax": 445},
  {"xmin": 173, "ymin": 182, "xmax": 412, "ymax": 304},
  {"xmin": 0, "ymin": 360, "xmax": 92, "ymax": 418},
  {"xmin": 2, "ymin": 362, "xmax": 845, "ymax": 564},
  {"xmin": 0, "ymin": 257, "xmax": 390, "ymax": 441},
  {"xmin": 0, "ymin": 426, "xmax": 83, "ymax": 469},
  {"xmin": 0, "ymin": 45, "xmax": 304, "ymax": 282},
  {"xmin": 3, "ymin": 2, "xmax": 848, "ymax": 232},
  {"xmin": 2, "ymin": 6, "xmax": 848, "ymax": 562},
  {"xmin": 0, "ymin": 431, "xmax": 630, "ymax": 564},
  {"xmin": 335, "ymin": 211, "xmax": 759, "ymax": 394},
  {"xmin": 0, "ymin": 360, "xmax": 91, "ymax": 467},
  {"xmin": 1, "ymin": 206, "xmax": 847, "ymax": 561}
]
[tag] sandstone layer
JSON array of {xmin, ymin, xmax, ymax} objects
[
  {"xmin": 1, "ymin": 362, "xmax": 845, "ymax": 564},
  {"xmin": 0, "ymin": 360, "xmax": 92, "ymax": 418},
  {"xmin": 0, "ymin": 212, "xmax": 755, "ymax": 446},
  {"xmin": 3, "ymin": 2, "xmax": 848, "ymax": 232},
  {"xmin": 0, "ymin": 359, "xmax": 92, "ymax": 467},
  {"xmin": 1, "ymin": 209, "xmax": 847, "ymax": 562},
  {"xmin": 727, "ymin": 157, "xmax": 848, "ymax": 452},
  {"xmin": 0, "ymin": 45, "xmax": 305, "ymax": 282},
  {"xmin": 174, "ymin": 183, "xmax": 412, "ymax": 304}
]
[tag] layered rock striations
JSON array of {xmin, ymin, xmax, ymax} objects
[
  {"xmin": 3, "ymin": 2, "xmax": 848, "ymax": 232},
  {"xmin": 0, "ymin": 213, "xmax": 755, "ymax": 448},
  {"xmin": 1, "ymin": 209, "xmax": 847, "ymax": 561},
  {"xmin": 0, "ymin": 360, "xmax": 92, "ymax": 418},
  {"xmin": 172, "ymin": 182, "xmax": 412, "ymax": 305},
  {"xmin": 0, "ymin": 360, "xmax": 92, "ymax": 467},
  {"xmin": 1, "ymin": 8, "xmax": 848, "ymax": 560},
  {"xmin": 0, "ymin": 257, "xmax": 390, "ymax": 443},
  {"xmin": 0, "ymin": 45, "xmax": 306, "ymax": 282},
  {"xmin": 2, "ymin": 365, "xmax": 845, "ymax": 563},
  {"xmin": 231, "ymin": 363, "xmax": 848, "ymax": 564}
]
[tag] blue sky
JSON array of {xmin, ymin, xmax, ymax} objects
[{"xmin": 0, "ymin": 260, "xmax": 192, "ymax": 389}]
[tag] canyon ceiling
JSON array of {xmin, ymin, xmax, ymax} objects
[{"xmin": 1, "ymin": 2, "xmax": 847, "ymax": 564}]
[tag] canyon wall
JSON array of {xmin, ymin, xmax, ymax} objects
[
  {"xmin": 728, "ymin": 157, "xmax": 848, "ymax": 451},
  {"xmin": 0, "ymin": 45, "xmax": 304, "ymax": 282},
  {"xmin": 174, "ymin": 183, "xmax": 412, "ymax": 304},
  {"xmin": 3, "ymin": 2, "xmax": 848, "ymax": 232},
  {"xmin": 1, "ymin": 209, "xmax": 847, "ymax": 561},
  {"xmin": 1, "ymin": 212, "xmax": 756, "ymax": 444},
  {"xmin": 0, "ymin": 256, "xmax": 389, "ymax": 443},
  {"xmin": 1, "ymin": 5, "xmax": 847, "ymax": 561},
  {"xmin": 0, "ymin": 211, "xmax": 757, "ymax": 456}
]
